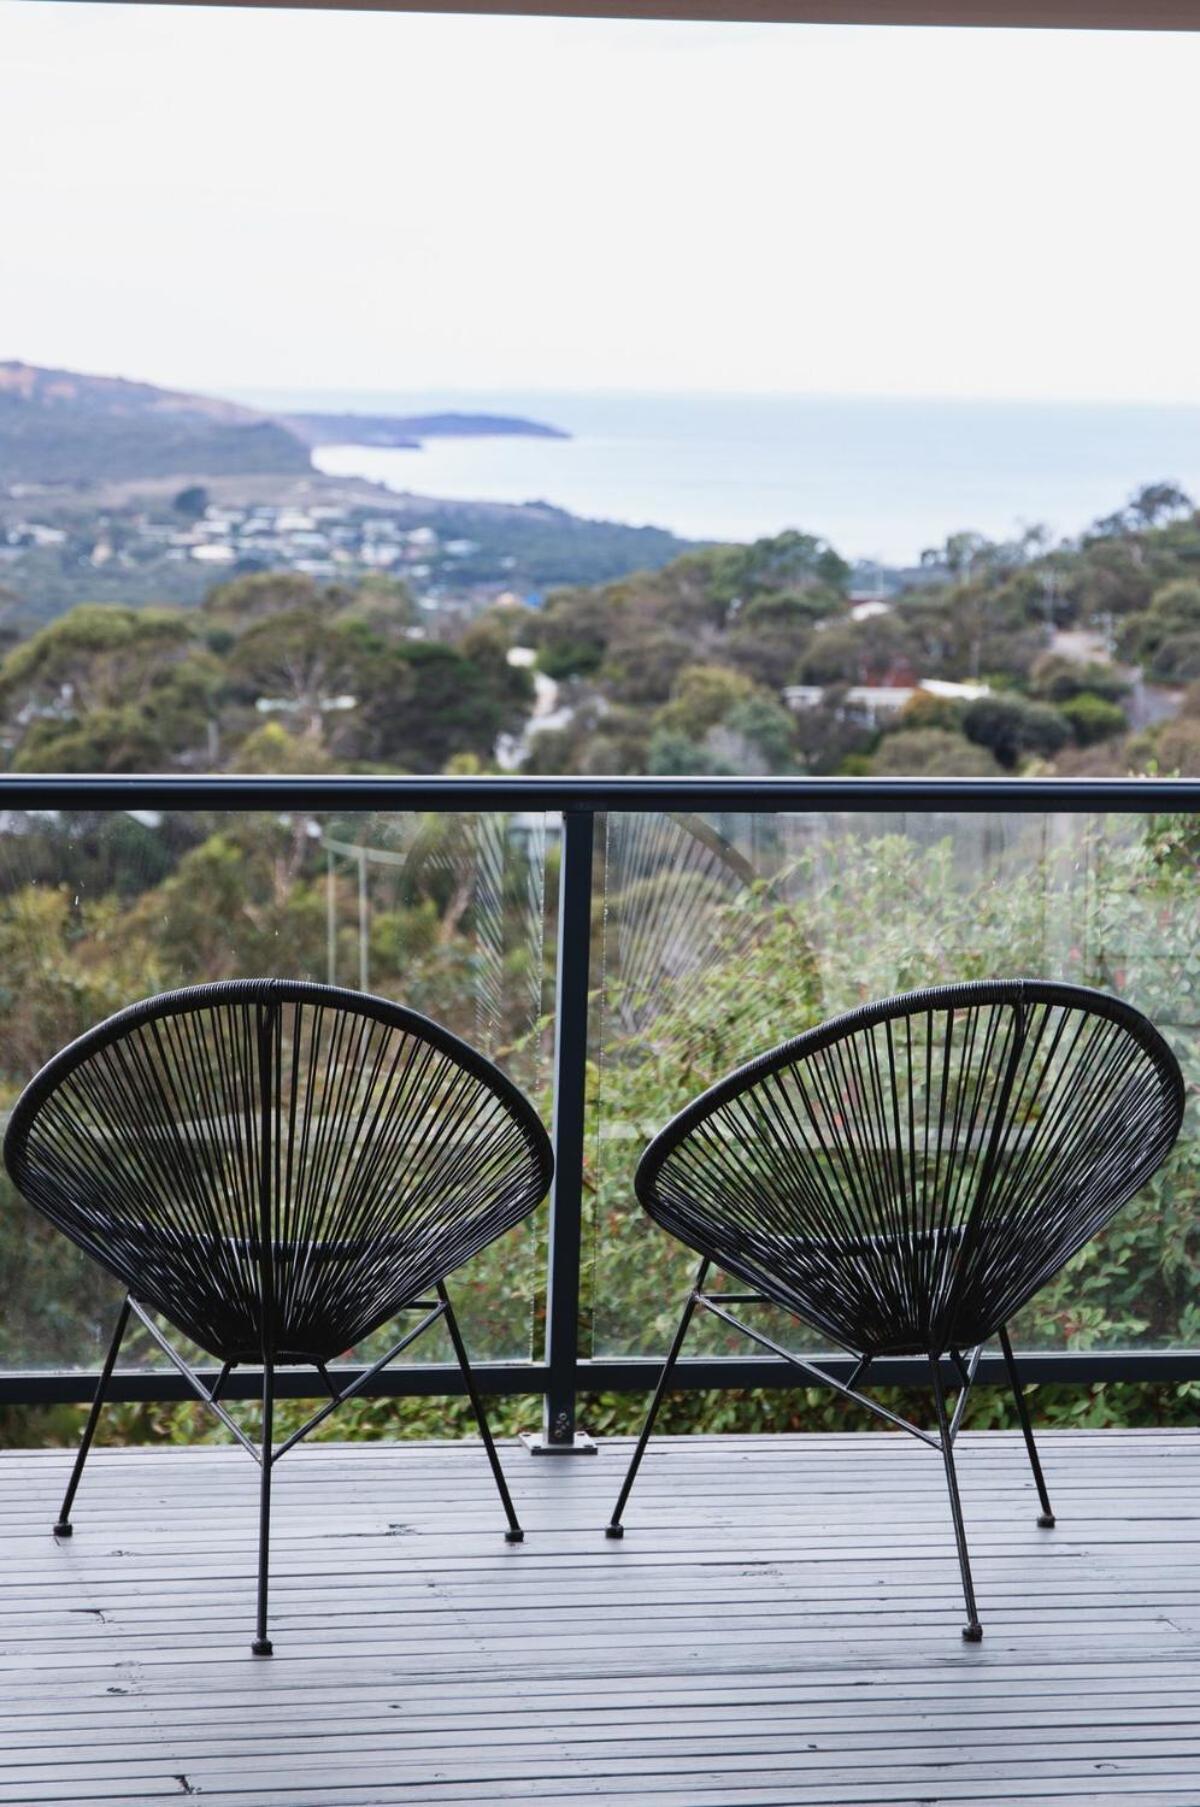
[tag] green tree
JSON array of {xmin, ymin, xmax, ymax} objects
[
  {"xmin": 1153, "ymin": 717, "xmax": 1200, "ymax": 775},
  {"xmin": 533, "ymin": 583, "xmax": 615, "ymax": 679},
  {"xmin": 1029, "ymin": 652, "xmax": 1128, "ymax": 705},
  {"xmin": 204, "ymin": 570, "xmax": 331, "ymax": 627},
  {"xmin": 338, "ymin": 574, "xmax": 418, "ymax": 641},
  {"xmin": 1120, "ymin": 580, "xmax": 1200, "ymax": 682},
  {"xmin": 225, "ymin": 609, "xmax": 375, "ymax": 747},
  {"xmin": 721, "ymin": 694, "xmax": 799, "ymax": 772},
  {"xmin": 0, "ymin": 605, "xmax": 205, "ymax": 771},
  {"xmin": 722, "ymin": 590, "xmax": 832, "ymax": 689},
  {"xmin": 0, "ymin": 605, "xmax": 191, "ymax": 709},
  {"xmin": 172, "ymin": 484, "xmax": 209, "ymax": 520},
  {"xmin": 871, "ymin": 728, "xmax": 1001, "ymax": 777},
  {"xmin": 1058, "ymin": 691, "xmax": 1128, "ymax": 747},
  {"xmin": 646, "ymin": 727, "xmax": 728, "ymax": 776},
  {"xmin": 654, "ymin": 664, "xmax": 755, "ymax": 739},
  {"xmin": 795, "ymin": 611, "xmax": 920, "ymax": 686},
  {"xmin": 699, "ymin": 530, "xmax": 850, "ymax": 610},
  {"xmin": 599, "ymin": 626, "xmax": 695, "ymax": 709},
  {"xmin": 380, "ymin": 641, "xmax": 532, "ymax": 770},
  {"xmin": 963, "ymin": 693, "xmax": 1070, "ymax": 769}
]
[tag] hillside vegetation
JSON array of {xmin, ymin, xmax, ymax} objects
[
  {"xmin": 519, "ymin": 484, "xmax": 1200, "ymax": 778},
  {"xmin": 0, "ymin": 483, "xmax": 1197, "ymax": 776},
  {"xmin": 0, "ymin": 362, "xmax": 570, "ymax": 486},
  {"xmin": 0, "ymin": 362, "xmax": 311, "ymax": 483},
  {"xmin": 0, "ymin": 572, "xmax": 533, "ymax": 774}
]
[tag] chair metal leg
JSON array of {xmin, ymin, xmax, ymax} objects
[
  {"xmin": 929, "ymin": 1355, "xmax": 983, "ymax": 1642},
  {"xmin": 55, "ymin": 1295, "xmax": 132, "ymax": 1537},
  {"xmin": 998, "ymin": 1323, "xmax": 1055, "ymax": 1528},
  {"xmin": 607, "ymin": 1258, "xmax": 710, "ymax": 1538},
  {"xmin": 437, "ymin": 1281, "xmax": 524, "ymax": 1543},
  {"xmin": 252, "ymin": 1362, "xmax": 275, "ymax": 1656}
]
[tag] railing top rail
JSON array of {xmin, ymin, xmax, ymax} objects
[{"xmin": 0, "ymin": 774, "xmax": 1196, "ymax": 812}]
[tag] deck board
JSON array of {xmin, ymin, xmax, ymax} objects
[{"xmin": 1, "ymin": 1429, "xmax": 1199, "ymax": 1803}]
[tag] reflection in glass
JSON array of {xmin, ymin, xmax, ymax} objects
[
  {"xmin": 0, "ymin": 807, "xmax": 549, "ymax": 1372},
  {"xmin": 592, "ymin": 810, "xmax": 1199, "ymax": 1359}
]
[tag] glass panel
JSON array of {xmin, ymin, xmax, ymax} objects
[
  {"xmin": 0, "ymin": 807, "xmax": 549, "ymax": 1372},
  {"xmin": 591, "ymin": 809, "xmax": 1200, "ymax": 1358}
]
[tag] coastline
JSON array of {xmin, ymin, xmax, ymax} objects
[{"xmin": 304, "ymin": 390, "xmax": 1200, "ymax": 563}]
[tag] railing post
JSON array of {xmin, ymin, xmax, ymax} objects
[{"xmin": 524, "ymin": 805, "xmax": 597, "ymax": 1454}]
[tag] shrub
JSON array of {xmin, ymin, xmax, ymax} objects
[
  {"xmin": 1059, "ymin": 691, "xmax": 1128, "ymax": 746},
  {"xmin": 870, "ymin": 728, "xmax": 1001, "ymax": 776},
  {"xmin": 963, "ymin": 693, "xmax": 1070, "ymax": 767}
]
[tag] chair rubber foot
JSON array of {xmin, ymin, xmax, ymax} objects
[
  {"xmin": 53, "ymin": 1523, "xmax": 73, "ymax": 1538},
  {"xmin": 605, "ymin": 1523, "xmax": 625, "ymax": 1539},
  {"xmin": 504, "ymin": 1528, "xmax": 524, "ymax": 1543},
  {"xmin": 962, "ymin": 1623, "xmax": 984, "ymax": 1642},
  {"xmin": 1038, "ymin": 1513, "xmax": 1056, "ymax": 1528},
  {"xmin": 251, "ymin": 1638, "xmax": 274, "ymax": 1657}
]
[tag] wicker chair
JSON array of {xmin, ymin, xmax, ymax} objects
[
  {"xmin": 607, "ymin": 980, "xmax": 1185, "ymax": 1640},
  {"xmin": 4, "ymin": 980, "xmax": 553, "ymax": 1654}
]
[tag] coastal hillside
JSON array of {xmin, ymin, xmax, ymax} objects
[
  {"xmin": 0, "ymin": 363, "xmax": 571, "ymax": 485},
  {"xmin": 285, "ymin": 411, "xmax": 568, "ymax": 449},
  {"xmin": 0, "ymin": 363, "xmax": 686, "ymax": 615},
  {"xmin": 0, "ymin": 362, "xmax": 312, "ymax": 483}
]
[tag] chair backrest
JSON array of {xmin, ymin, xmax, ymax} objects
[
  {"xmin": 636, "ymin": 980, "xmax": 1185, "ymax": 1357},
  {"xmin": 5, "ymin": 980, "xmax": 553, "ymax": 1365}
]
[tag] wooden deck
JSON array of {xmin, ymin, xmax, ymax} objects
[{"xmin": 2, "ymin": 1428, "xmax": 1200, "ymax": 1805}]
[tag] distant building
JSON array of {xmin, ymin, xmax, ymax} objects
[
  {"xmin": 919, "ymin": 679, "xmax": 991, "ymax": 703},
  {"xmin": 785, "ymin": 677, "xmax": 990, "ymax": 729}
]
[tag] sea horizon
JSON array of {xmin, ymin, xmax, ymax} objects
[{"xmin": 235, "ymin": 388, "xmax": 1200, "ymax": 565}]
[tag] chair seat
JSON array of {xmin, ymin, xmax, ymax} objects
[
  {"xmin": 5, "ymin": 979, "xmax": 554, "ymax": 1367},
  {"xmin": 66, "ymin": 1204, "xmax": 483, "ymax": 1363},
  {"xmin": 713, "ymin": 1220, "xmax": 986, "ymax": 1356}
]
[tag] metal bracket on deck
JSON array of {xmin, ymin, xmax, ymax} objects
[{"xmin": 519, "ymin": 1430, "xmax": 597, "ymax": 1455}]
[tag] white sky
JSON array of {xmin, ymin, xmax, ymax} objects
[{"xmin": 3, "ymin": 3, "xmax": 1200, "ymax": 404}]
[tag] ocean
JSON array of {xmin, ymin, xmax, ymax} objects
[{"xmin": 244, "ymin": 389, "xmax": 1200, "ymax": 566}]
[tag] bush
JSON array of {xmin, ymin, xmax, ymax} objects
[
  {"xmin": 1120, "ymin": 579, "xmax": 1200, "ymax": 681},
  {"xmin": 870, "ymin": 728, "xmax": 1001, "ymax": 776},
  {"xmin": 1030, "ymin": 652, "xmax": 1128, "ymax": 704},
  {"xmin": 1155, "ymin": 717, "xmax": 1200, "ymax": 775},
  {"xmin": 1150, "ymin": 633, "xmax": 1200, "ymax": 684},
  {"xmin": 1059, "ymin": 691, "xmax": 1128, "ymax": 746},
  {"xmin": 963, "ymin": 693, "xmax": 1070, "ymax": 768}
]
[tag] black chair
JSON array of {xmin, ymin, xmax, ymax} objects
[
  {"xmin": 607, "ymin": 979, "xmax": 1185, "ymax": 1639},
  {"xmin": 4, "ymin": 979, "xmax": 553, "ymax": 1654}
]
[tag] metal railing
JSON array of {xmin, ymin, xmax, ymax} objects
[{"xmin": 1, "ymin": 772, "xmax": 1197, "ymax": 1442}]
